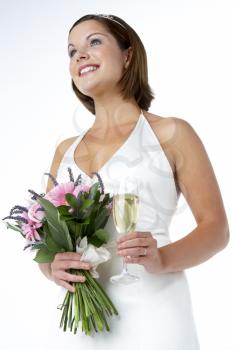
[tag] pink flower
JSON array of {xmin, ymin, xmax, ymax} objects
[
  {"xmin": 28, "ymin": 203, "xmax": 45, "ymax": 223},
  {"xmin": 73, "ymin": 184, "xmax": 91, "ymax": 197},
  {"xmin": 21, "ymin": 222, "xmax": 41, "ymax": 241},
  {"xmin": 45, "ymin": 182, "xmax": 91, "ymax": 207},
  {"xmin": 21, "ymin": 210, "xmax": 42, "ymax": 241},
  {"xmin": 45, "ymin": 182, "xmax": 76, "ymax": 206}
]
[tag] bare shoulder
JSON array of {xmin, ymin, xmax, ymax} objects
[
  {"xmin": 144, "ymin": 112, "xmax": 179, "ymax": 145},
  {"xmin": 144, "ymin": 111, "xmax": 200, "ymax": 159},
  {"xmin": 143, "ymin": 111, "xmax": 208, "ymax": 194},
  {"xmin": 54, "ymin": 136, "xmax": 77, "ymax": 160},
  {"xmin": 46, "ymin": 136, "xmax": 77, "ymax": 192},
  {"xmin": 146, "ymin": 112, "xmax": 229, "ymax": 228},
  {"xmin": 143, "ymin": 111, "xmax": 180, "ymax": 173},
  {"xmin": 143, "ymin": 111, "xmax": 191, "ymax": 145},
  {"xmin": 162, "ymin": 115, "xmax": 209, "ymax": 163}
]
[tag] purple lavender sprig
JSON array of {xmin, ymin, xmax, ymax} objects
[
  {"xmin": 2, "ymin": 215, "xmax": 28, "ymax": 224},
  {"xmin": 67, "ymin": 167, "xmax": 74, "ymax": 182},
  {"xmin": 10, "ymin": 205, "xmax": 28, "ymax": 216},
  {"xmin": 91, "ymin": 172, "xmax": 105, "ymax": 194},
  {"xmin": 44, "ymin": 172, "xmax": 59, "ymax": 186},
  {"xmin": 28, "ymin": 189, "xmax": 43, "ymax": 200},
  {"xmin": 44, "ymin": 168, "xmax": 82, "ymax": 187},
  {"xmin": 74, "ymin": 174, "xmax": 82, "ymax": 186}
]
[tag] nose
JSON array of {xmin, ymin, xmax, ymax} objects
[{"xmin": 75, "ymin": 50, "xmax": 89, "ymax": 62}]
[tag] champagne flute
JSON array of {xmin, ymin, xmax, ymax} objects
[{"xmin": 110, "ymin": 177, "xmax": 140, "ymax": 285}]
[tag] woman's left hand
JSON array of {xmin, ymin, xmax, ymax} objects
[{"xmin": 117, "ymin": 231, "xmax": 165, "ymax": 274}]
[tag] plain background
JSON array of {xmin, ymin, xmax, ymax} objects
[{"xmin": 0, "ymin": 1, "xmax": 232, "ymax": 349}]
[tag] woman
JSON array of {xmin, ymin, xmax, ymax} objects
[{"xmin": 38, "ymin": 14, "xmax": 229, "ymax": 349}]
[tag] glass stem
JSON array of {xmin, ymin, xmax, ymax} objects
[{"xmin": 122, "ymin": 257, "xmax": 128, "ymax": 274}]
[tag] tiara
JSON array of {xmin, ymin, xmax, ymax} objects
[{"xmin": 95, "ymin": 14, "xmax": 126, "ymax": 29}]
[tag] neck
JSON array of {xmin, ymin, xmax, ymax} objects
[{"xmin": 92, "ymin": 96, "xmax": 142, "ymax": 132}]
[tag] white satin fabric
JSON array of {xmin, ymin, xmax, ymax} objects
[{"xmin": 53, "ymin": 110, "xmax": 200, "ymax": 349}]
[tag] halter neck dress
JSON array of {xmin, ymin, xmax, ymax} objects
[{"xmin": 53, "ymin": 110, "xmax": 200, "ymax": 349}]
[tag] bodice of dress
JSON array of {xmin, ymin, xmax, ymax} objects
[
  {"xmin": 56, "ymin": 110, "xmax": 179, "ymax": 248},
  {"xmin": 51, "ymin": 111, "xmax": 200, "ymax": 350}
]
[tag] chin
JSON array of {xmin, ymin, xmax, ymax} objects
[{"xmin": 79, "ymin": 83, "xmax": 106, "ymax": 99}]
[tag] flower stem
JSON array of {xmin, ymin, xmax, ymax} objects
[{"xmin": 58, "ymin": 269, "xmax": 118, "ymax": 335}]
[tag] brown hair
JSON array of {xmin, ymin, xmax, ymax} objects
[{"xmin": 68, "ymin": 14, "xmax": 154, "ymax": 115}]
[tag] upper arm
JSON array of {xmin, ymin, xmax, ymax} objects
[
  {"xmin": 171, "ymin": 117, "xmax": 228, "ymax": 230},
  {"xmin": 46, "ymin": 136, "xmax": 77, "ymax": 193}
]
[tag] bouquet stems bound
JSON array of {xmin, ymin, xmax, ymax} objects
[
  {"xmin": 59, "ymin": 269, "xmax": 118, "ymax": 334},
  {"xmin": 3, "ymin": 168, "xmax": 119, "ymax": 336}
]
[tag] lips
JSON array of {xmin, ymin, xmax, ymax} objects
[{"xmin": 78, "ymin": 64, "xmax": 100, "ymax": 77}]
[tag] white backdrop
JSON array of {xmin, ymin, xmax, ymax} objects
[{"xmin": 0, "ymin": 1, "xmax": 232, "ymax": 349}]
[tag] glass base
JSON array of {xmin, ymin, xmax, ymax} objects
[{"xmin": 110, "ymin": 271, "xmax": 139, "ymax": 285}]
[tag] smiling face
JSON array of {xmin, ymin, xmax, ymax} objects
[{"xmin": 68, "ymin": 20, "xmax": 131, "ymax": 98}]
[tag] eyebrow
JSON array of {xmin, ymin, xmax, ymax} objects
[{"xmin": 68, "ymin": 32, "xmax": 108, "ymax": 49}]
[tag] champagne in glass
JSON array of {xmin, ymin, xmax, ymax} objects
[
  {"xmin": 110, "ymin": 177, "xmax": 140, "ymax": 285},
  {"xmin": 113, "ymin": 193, "xmax": 138, "ymax": 234}
]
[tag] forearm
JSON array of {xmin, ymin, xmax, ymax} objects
[
  {"xmin": 38, "ymin": 262, "xmax": 53, "ymax": 281},
  {"xmin": 159, "ymin": 221, "xmax": 229, "ymax": 273}
]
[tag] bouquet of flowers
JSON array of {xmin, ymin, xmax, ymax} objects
[{"xmin": 2, "ymin": 167, "xmax": 118, "ymax": 335}]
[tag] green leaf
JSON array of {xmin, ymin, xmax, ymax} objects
[
  {"xmin": 57, "ymin": 205, "xmax": 72, "ymax": 216},
  {"xmin": 88, "ymin": 229, "xmax": 109, "ymax": 247},
  {"xmin": 88, "ymin": 189, "xmax": 100, "ymax": 202},
  {"xmin": 3, "ymin": 221, "xmax": 24, "ymax": 237},
  {"xmin": 4, "ymin": 221, "xmax": 21, "ymax": 232},
  {"xmin": 33, "ymin": 247, "xmax": 55, "ymax": 263},
  {"xmin": 45, "ymin": 233, "xmax": 61, "ymax": 252},
  {"xmin": 76, "ymin": 191, "xmax": 84, "ymax": 207},
  {"xmin": 41, "ymin": 220, "xmax": 50, "ymax": 235},
  {"xmin": 37, "ymin": 197, "xmax": 73, "ymax": 251},
  {"xmin": 66, "ymin": 221, "xmax": 84, "ymax": 241},
  {"xmin": 57, "ymin": 213, "xmax": 73, "ymax": 250},
  {"xmin": 80, "ymin": 199, "xmax": 95, "ymax": 212},
  {"xmin": 88, "ymin": 183, "xmax": 100, "ymax": 200},
  {"xmin": 27, "ymin": 241, "xmax": 47, "ymax": 251},
  {"xmin": 100, "ymin": 193, "xmax": 111, "ymax": 206},
  {"xmin": 94, "ymin": 208, "xmax": 109, "ymax": 229},
  {"xmin": 65, "ymin": 193, "xmax": 79, "ymax": 209}
]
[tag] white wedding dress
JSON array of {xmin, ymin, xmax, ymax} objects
[{"xmin": 52, "ymin": 110, "xmax": 200, "ymax": 349}]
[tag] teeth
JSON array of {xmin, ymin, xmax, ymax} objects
[{"xmin": 80, "ymin": 66, "xmax": 98, "ymax": 76}]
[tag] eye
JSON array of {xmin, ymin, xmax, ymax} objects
[
  {"xmin": 90, "ymin": 38, "xmax": 102, "ymax": 46},
  {"xmin": 68, "ymin": 49, "xmax": 76, "ymax": 58},
  {"xmin": 68, "ymin": 38, "xmax": 101, "ymax": 58}
]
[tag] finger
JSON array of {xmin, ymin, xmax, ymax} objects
[
  {"xmin": 59, "ymin": 271, "xmax": 86, "ymax": 283},
  {"xmin": 54, "ymin": 252, "xmax": 82, "ymax": 261},
  {"xmin": 117, "ymin": 237, "xmax": 150, "ymax": 249},
  {"xmin": 124, "ymin": 255, "xmax": 146, "ymax": 265},
  {"xmin": 59, "ymin": 280, "xmax": 76, "ymax": 293},
  {"xmin": 117, "ymin": 247, "xmax": 148, "ymax": 257},
  {"xmin": 117, "ymin": 231, "xmax": 150, "ymax": 243},
  {"xmin": 58, "ymin": 260, "xmax": 91, "ymax": 270}
]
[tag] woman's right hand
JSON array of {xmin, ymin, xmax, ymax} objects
[{"xmin": 50, "ymin": 252, "xmax": 91, "ymax": 293}]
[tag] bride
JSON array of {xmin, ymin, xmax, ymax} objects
[{"xmin": 38, "ymin": 14, "xmax": 229, "ymax": 349}]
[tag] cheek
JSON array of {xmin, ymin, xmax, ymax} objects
[
  {"xmin": 112, "ymin": 53, "xmax": 125, "ymax": 74},
  {"xmin": 112, "ymin": 62, "xmax": 124, "ymax": 81},
  {"xmin": 69, "ymin": 61, "xmax": 76, "ymax": 78}
]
